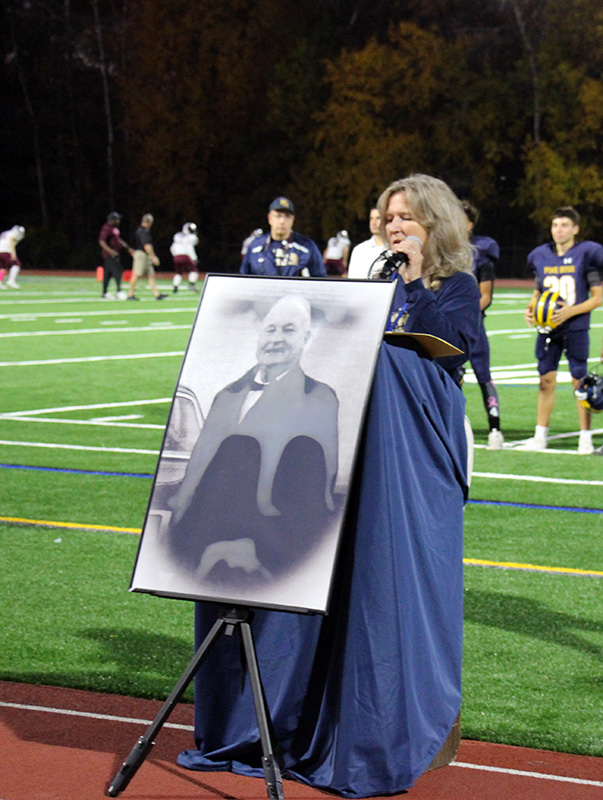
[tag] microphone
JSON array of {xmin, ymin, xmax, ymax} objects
[{"xmin": 368, "ymin": 236, "xmax": 423, "ymax": 280}]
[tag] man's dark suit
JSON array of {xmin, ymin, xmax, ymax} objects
[{"xmin": 166, "ymin": 364, "xmax": 339, "ymax": 586}]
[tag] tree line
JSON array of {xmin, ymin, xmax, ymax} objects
[{"xmin": 2, "ymin": 0, "xmax": 603, "ymax": 276}]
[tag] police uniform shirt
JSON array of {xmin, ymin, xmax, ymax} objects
[{"xmin": 240, "ymin": 233, "xmax": 326, "ymax": 277}]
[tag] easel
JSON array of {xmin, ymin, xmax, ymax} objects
[{"xmin": 107, "ymin": 606, "xmax": 284, "ymax": 800}]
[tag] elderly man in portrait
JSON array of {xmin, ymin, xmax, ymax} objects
[{"xmin": 167, "ymin": 295, "xmax": 339, "ymax": 587}]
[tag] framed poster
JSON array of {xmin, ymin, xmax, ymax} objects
[{"xmin": 131, "ymin": 275, "xmax": 394, "ymax": 613}]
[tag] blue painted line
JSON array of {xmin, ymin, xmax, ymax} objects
[
  {"xmin": 2, "ymin": 463, "xmax": 602, "ymax": 515},
  {"xmin": 468, "ymin": 498, "xmax": 603, "ymax": 514},
  {"xmin": 0, "ymin": 463, "xmax": 153, "ymax": 479}
]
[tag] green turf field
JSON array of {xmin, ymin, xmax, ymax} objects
[{"xmin": 1, "ymin": 275, "xmax": 601, "ymax": 756}]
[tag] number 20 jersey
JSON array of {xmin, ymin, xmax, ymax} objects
[{"xmin": 527, "ymin": 240, "xmax": 603, "ymax": 332}]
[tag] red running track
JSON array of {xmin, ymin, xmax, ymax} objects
[{"xmin": 1, "ymin": 681, "xmax": 602, "ymax": 800}]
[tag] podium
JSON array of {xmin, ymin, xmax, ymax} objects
[{"xmin": 177, "ymin": 341, "xmax": 468, "ymax": 797}]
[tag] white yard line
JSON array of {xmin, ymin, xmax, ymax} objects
[
  {"xmin": 0, "ymin": 399, "xmax": 172, "ymax": 430},
  {"xmin": 0, "ymin": 439, "xmax": 159, "ymax": 455},
  {"xmin": 472, "ymin": 471, "xmax": 603, "ymax": 486},
  {"xmin": 0, "ymin": 325, "xmax": 192, "ymax": 338},
  {"xmin": 0, "ymin": 351, "xmax": 184, "ymax": 367},
  {"xmin": 1, "ymin": 398, "xmax": 171, "ymax": 416},
  {"xmin": 1, "ymin": 417, "xmax": 165, "ymax": 429},
  {"xmin": 0, "ymin": 307, "xmax": 195, "ymax": 320}
]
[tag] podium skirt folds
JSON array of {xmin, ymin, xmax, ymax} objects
[{"xmin": 178, "ymin": 342, "xmax": 469, "ymax": 797}]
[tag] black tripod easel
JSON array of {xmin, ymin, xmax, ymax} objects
[{"xmin": 106, "ymin": 606, "xmax": 284, "ymax": 800}]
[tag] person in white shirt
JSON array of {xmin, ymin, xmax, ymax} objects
[
  {"xmin": 323, "ymin": 230, "xmax": 351, "ymax": 276},
  {"xmin": 170, "ymin": 222, "xmax": 200, "ymax": 293},
  {"xmin": 0, "ymin": 225, "xmax": 25, "ymax": 289},
  {"xmin": 347, "ymin": 207, "xmax": 387, "ymax": 279}
]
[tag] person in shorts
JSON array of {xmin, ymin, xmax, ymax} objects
[
  {"xmin": 127, "ymin": 213, "xmax": 167, "ymax": 301},
  {"xmin": 522, "ymin": 206, "xmax": 603, "ymax": 454}
]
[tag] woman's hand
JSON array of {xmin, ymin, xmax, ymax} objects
[{"xmin": 393, "ymin": 235, "xmax": 423, "ymax": 283}]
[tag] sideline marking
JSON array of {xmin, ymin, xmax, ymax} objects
[
  {"xmin": 0, "ymin": 700, "xmax": 600, "ymax": 787},
  {"xmin": 0, "ymin": 440, "xmax": 159, "ymax": 455},
  {"xmin": 0, "ymin": 701, "xmax": 193, "ymax": 731},
  {"xmin": 451, "ymin": 761, "xmax": 603, "ymax": 787},
  {"xmin": 464, "ymin": 558, "xmax": 603, "ymax": 578},
  {"xmin": 0, "ymin": 306, "xmax": 195, "ymax": 321},
  {"xmin": 2, "ymin": 416, "xmax": 165, "ymax": 430},
  {"xmin": 468, "ymin": 498, "xmax": 603, "ymax": 515},
  {"xmin": 0, "ymin": 463, "xmax": 153, "ymax": 478},
  {"xmin": 1, "ymin": 398, "xmax": 171, "ymax": 416},
  {"xmin": 0, "ymin": 351, "xmax": 184, "ymax": 367},
  {"xmin": 473, "ymin": 471, "xmax": 603, "ymax": 487},
  {"xmin": 0, "ymin": 516, "xmax": 141, "ymax": 534},
  {"xmin": 2, "ymin": 514, "xmax": 601, "ymax": 576},
  {"xmin": 0, "ymin": 324, "xmax": 192, "ymax": 339}
]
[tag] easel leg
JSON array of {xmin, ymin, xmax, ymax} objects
[
  {"xmin": 240, "ymin": 620, "xmax": 285, "ymax": 800},
  {"xmin": 106, "ymin": 607, "xmax": 285, "ymax": 800},
  {"xmin": 106, "ymin": 615, "xmax": 226, "ymax": 797}
]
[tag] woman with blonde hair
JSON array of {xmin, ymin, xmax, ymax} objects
[{"xmin": 375, "ymin": 173, "xmax": 481, "ymax": 385}]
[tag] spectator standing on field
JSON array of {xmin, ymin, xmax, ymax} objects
[
  {"xmin": 461, "ymin": 201, "xmax": 504, "ymax": 450},
  {"xmin": 170, "ymin": 222, "xmax": 200, "ymax": 293},
  {"xmin": 240, "ymin": 197, "xmax": 326, "ymax": 277},
  {"xmin": 128, "ymin": 213, "xmax": 167, "ymax": 301},
  {"xmin": 347, "ymin": 207, "xmax": 387, "ymax": 279},
  {"xmin": 98, "ymin": 212, "xmax": 133, "ymax": 300},
  {"xmin": 0, "ymin": 225, "xmax": 26, "ymax": 289},
  {"xmin": 323, "ymin": 230, "xmax": 351, "ymax": 277}
]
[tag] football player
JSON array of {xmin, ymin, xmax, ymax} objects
[
  {"xmin": 522, "ymin": 206, "xmax": 603, "ymax": 454},
  {"xmin": 462, "ymin": 202, "xmax": 504, "ymax": 450},
  {"xmin": 0, "ymin": 225, "xmax": 25, "ymax": 289},
  {"xmin": 170, "ymin": 222, "xmax": 200, "ymax": 293}
]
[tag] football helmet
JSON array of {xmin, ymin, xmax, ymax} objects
[
  {"xmin": 575, "ymin": 370, "xmax": 603, "ymax": 412},
  {"xmin": 182, "ymin": 222, "xmax": 197, "ymax": 235},
  {"xmin": 533, "ymin": 288, "xmax": 562, "ymax": 334}
]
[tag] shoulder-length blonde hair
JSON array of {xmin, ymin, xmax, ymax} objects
[{"xmin": 377, "ymin": 174, "xmax": 473, "ymax": 290}]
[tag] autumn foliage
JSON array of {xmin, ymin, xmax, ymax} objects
[{"xmin": 3, "ymin": 0, "xmax": 603, "ymax": 271}]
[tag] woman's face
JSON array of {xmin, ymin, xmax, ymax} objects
[{"xmin": 384, "ymin": 191, "xmax": 428, "ymax": 251}]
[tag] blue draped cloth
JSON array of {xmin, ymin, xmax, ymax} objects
[{"xmin": 178, "ymin": 342, "xmax": 467, "ymax": 797}]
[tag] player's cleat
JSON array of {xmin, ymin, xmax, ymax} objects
[
  {"xmin": 173, "ymin": 285, "xmax": 178, "ymax": 293},
  {"xmin": 188, "ymin": 282, "xmax": 199, "ymax": 292},
  {"xmin": 126, "ymin": 295, "xmax": 139, "ymax": 301},
  {"xmin": 0, "ymin": 282, "xmax": 6, "ymax": 290},
  {"xmin": 518, "ymin": 436, "xmax": 547, "ymax": 451},
  {"xmin": 156, "ymin": 293, "xmax": 167, "ymax": 300},
  {"xmin": 578, "ymin": 441, "xmax": 595, "ymax": 455},
  {"xmin": 486, "ymin": 429, "xmax": 504, "ymax": 450},
  {"xmin": 6, "ymin": 280, "xmax": 20, "ymax": 289},
  {"xmin": 594, "ymin": 445, "xmax": 603, "ymax": 456}
]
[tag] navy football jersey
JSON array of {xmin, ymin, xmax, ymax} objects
[
  {"xmin": 527, "ymin": 240, "xmax": 603, "ymax": 331},
  {"xmin": 471, "ymin": 234, "xmax": 499, "ymax": 284}
]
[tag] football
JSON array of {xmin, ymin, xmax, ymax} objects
[{"xmin": 533, "ymin": 288, "xmax": 563, "ymax": 333}]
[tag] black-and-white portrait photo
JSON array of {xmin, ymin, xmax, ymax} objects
[{"xmin": 131, "ymin": 275, "xmax": 394, "ymax": 613}]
